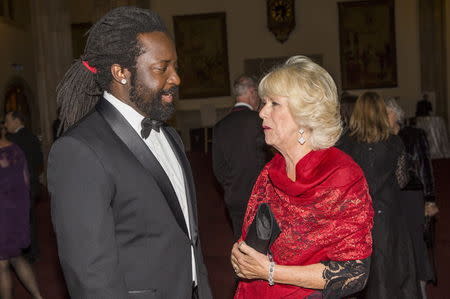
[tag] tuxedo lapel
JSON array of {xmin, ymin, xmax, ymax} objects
[
  {"xmin": 163, "ymin": 128, "xmax": 199, "ymax": 245},
  {"xmin": 96, "ymin": 99, "xmax": 189, "ymax": 236}
]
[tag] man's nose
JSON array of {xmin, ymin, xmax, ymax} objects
[{"xmin": 168, "ymin": 68, "xmax": 181, "ymax": 86}]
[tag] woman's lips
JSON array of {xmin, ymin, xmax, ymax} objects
[{"xmin": 262, "ymin": 125, "xmax": 271, "ymax": 130}]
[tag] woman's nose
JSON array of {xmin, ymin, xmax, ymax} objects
[{"xmin": 259, "ymin": 104, "xmax": 268, "ymax": 119}]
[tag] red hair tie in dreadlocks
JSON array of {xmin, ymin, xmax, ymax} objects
[{"xmin": 82, "ymin": 61, "xmax": 98, "ymax": 74}]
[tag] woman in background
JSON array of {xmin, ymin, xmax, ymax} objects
[
  {"xmin": 386, "ymin": 98, "xmax": 437, "ymax": 298},
  {"xmin": 0, "ymin": 121, "xmax": 43, "ymax": 299},
  {"xmin": 338, "ymin": 92, "xmax": 420, "ymax": 298}
]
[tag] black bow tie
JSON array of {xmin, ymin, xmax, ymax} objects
[{"xmin": 141, "ymin": 118, "xmax": 163, "ymax": 139}]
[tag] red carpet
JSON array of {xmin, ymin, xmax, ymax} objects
[{"xmin": 11, "ymin": 154, "xmax": 450, "ymax": 298}]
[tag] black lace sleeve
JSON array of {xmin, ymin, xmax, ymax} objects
[
  {"xmin": 320, "ymin": 258, "xmax": 370, "ymax": 299},
  {"xmin": 416, "ymin": 129, "xmax": 435, "ymax": 201},
  {"xmin": 395, "ymin": 151, "xmax": 409, "ymax": 189}
]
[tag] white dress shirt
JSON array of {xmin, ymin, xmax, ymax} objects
[
  {"xmin": 103, "ymin": 91, "xmax": 197, "ymax": 284},
  {"xmin": 234, "ymin": 102, "xmax": 253, "ymax": 110},
  {"xmin": 14, "ymin": 125, "xmax": 25, "ymax": 133}
]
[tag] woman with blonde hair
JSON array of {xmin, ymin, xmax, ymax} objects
[
  {"xmin": 338, "ymin": 92, "xmax": 420, "ymax": 298},
  {"xmin": 230, "ymin": 56, "xmax": 374, "ymax": 298}
]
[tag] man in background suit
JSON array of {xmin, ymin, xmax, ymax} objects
[
  {"xmin": 5, "ymin": 110, "xmax": 43, "ymax": 262},
  {"xmin": 47, "ymin": 7, "xmax": 212, "ymax": 299},
  {"xmin": 212, "ymin": 75, "xmax": 267, "ymax": 240}
]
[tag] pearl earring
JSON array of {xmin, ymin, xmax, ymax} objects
[
  {"xmin": 298, "ymin": 128, "xmax": 306, "ymax": 145},
  {"xmin": 121, "ymin": 79, "xmax": 127, "ymax": 84}
]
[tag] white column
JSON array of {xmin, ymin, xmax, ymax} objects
[
  {"xmin": 30, "ymin": 0, "xmax": 73, "ymax": 154},
  {"xmin": 418, "ymin": 0, "xmax": 448, "ymax": 121}
]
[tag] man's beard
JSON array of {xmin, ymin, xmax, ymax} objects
[{"xmin": 129, "ymin": 81, "xmax": 177, "ymax": 121}]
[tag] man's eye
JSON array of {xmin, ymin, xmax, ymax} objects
[{"xmin": 155, "ymin": 66, "xmax": 167, "ymax": 72}]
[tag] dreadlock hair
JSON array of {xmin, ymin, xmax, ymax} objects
[{"xmin": 57, "ymin": 6, "xmax": 167, "ymax": 132}]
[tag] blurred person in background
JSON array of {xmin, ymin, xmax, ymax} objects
[
  {"xmin": 0, "ymin": 121, "xmax": 43, "ymax": 299},
  {"xmin": 338, "ymin": 91, "xmax": 421, "ymax": 298},
  {"xmin": 386, "ymin": 97, "xmax": 438, "ymax": 298},
  {"xmin": 213, "ymin": 75, "xmax": 268, "ymax": 240},
  {"xmin": 4, "ymin": 111, "xmax": 43, "ymax": 263}
]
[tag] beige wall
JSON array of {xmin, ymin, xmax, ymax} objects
[
  {"xmin": 152, "ymin": 0, "xmax": 422, "ymax": 117},
  {"xmin": 0, "ymin": 0, "xmax": 429, "ymax": 122},
  {"xmin": 0, "ymin": 22, "xmax": 36, "ymax": 119},
  {"xmin": 69, "ymin": 0, "xmax": 94, "ymax": 23},
  {"xmin": 69, "ymin": 0, "xmax": 152, "ymax": 23},
  {"xmin": 0, "ymin": 0, "xmax": 425, "ymax": 124},
  {"xmin": 68, "ymin": 0, "xmax": 424, "ymax": 117},
  {"xmin": 0, "ymin": 0, "xmax": 35, "ymax": 120}
]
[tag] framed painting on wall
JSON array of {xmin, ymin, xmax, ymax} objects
[
  {"xmin": 338, "ymin": 0, "xmax": 397, "ymax": 89},
  {"xmin": 173, "ymin": 12, "xmax": 230, "ymax": 99}
]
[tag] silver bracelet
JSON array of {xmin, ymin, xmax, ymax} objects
[{"xmin": 268, "ymin": 253, "xmax": 275, "ymax": 286}]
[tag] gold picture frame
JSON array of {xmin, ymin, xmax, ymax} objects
[
  {"xmin": 338, "ymin": 0, "xmax": 397, "ymax": 89},
  {"xmin": 173, "ymin": 12, "xmax": 230, "ymax": 99}
]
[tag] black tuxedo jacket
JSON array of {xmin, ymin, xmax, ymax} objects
[
  {"xmin": 212, "ymin": 106, "xmax": 267, "ymax": 239},
  {"xmin": 47, "ymin": 99, "xmax": 212, "ymax": 299},
  {"xmin": 7, "ymin": 127, "xmax": 43, "ymax": 195}
]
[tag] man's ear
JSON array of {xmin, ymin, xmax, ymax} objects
[{"xmin": 111, "ymin": 64, "xmax": 131, "ymax": 85}]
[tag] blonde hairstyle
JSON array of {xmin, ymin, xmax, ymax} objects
[
  {"xmin": 349, "ymin": 91, "xmax": 391, "ymax": 143},
  {"xmin": 258, "ymin": 55, "xmax": 342, "ymax": 149}
]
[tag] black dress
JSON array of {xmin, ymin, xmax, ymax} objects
[
  {"xmin": 398, "ymin": 126, "xmax": 435, "ymax": 282},
  {"xmin": 0, "ymin": 144, "xmax": 30, "ymax": 260},
  {"xmin": 337, "ymin": 134, "xmax": 421, "ymax": 299}
]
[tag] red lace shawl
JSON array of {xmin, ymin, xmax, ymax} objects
[{"xmin": 235, "ymin": 147, "xmax": 374, "ymax": 298}]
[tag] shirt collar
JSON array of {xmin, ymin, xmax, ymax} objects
[
  {"xmin": 103, "ymin": 91, "xmax": 145, "ymax": 136},
  {"xmin": 14, "ymin": 126, "xmax": 24, "ymax": 133},
  {"xmin": 234, "ymin": 102, "xmax": 253, "ymax": 111}
]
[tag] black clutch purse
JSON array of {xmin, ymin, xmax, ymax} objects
[{"xmin": 245, "ymin": 203, "xmax": 281, "ymax": 254}]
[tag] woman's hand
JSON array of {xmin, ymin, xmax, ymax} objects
[
  {"xmin": 425, "ymin": 202, "xmax": 439, "ymax": 217},
  {"xmin": 230, "ymin": 242, "xmax": 270, "ymax": 280}
]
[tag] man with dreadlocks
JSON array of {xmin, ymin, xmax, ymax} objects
[{"xmin": 47, "ymin": 7, "xmax": 212, "ymax": 299}]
